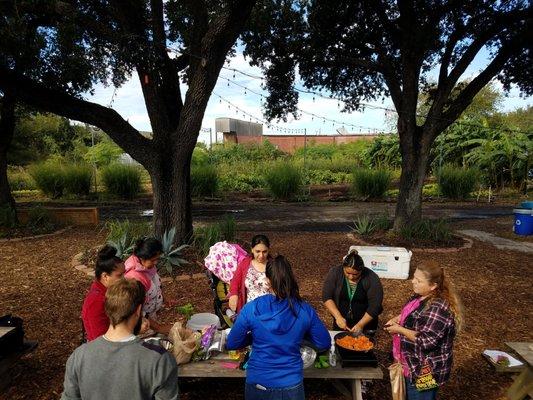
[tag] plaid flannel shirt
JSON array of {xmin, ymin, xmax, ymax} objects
[{"xmin": 401, "ymin": 296, "xmax": 456, "ymax": 385}]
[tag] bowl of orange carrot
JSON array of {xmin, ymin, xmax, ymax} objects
[{"xmin": 334, "ymin": 332, "xmax": 374, "ymax": 353}]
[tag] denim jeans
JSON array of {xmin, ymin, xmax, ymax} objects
[
  {"xmin": 245, "ymin": 381, "xmax": 305, "ymax": 400},
  {"xmin": 405, "ymin": 377, "xmax": 438, "ymax": 400}
]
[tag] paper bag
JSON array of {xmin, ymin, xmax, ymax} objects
[
  {"xmin": 168, "ymin": 322, "xmax": 199, "ymax": 365},
  {"xmin": 388, "ymin": 362, "xmax": 406, "ymax": 400}
]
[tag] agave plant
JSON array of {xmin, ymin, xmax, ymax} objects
[
  {"xmin": 107, "ymin": 234, "xmax": 135, "ymax": 259},
  {"xmin": 158, "ymin": 227, "xmax": 189, "ymax": 276},
  {"xmin": 349, "ymin": 215, "xmax": 377, "ymax": 236}
]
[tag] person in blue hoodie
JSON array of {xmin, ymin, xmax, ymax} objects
[{"xmin": 226, "ymin": 255, "xmax": 331, "ymax": 400}]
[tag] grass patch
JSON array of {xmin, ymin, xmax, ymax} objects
[
  {"xmin": 264, "ymin": 162, "xmax": 302, "ymax": 200},
  {"xmin": 351, "ymin": 168, "xmax": 391, "ymax": 198},
  {"xmin": 101, "ymin": 163, "xmax": 142, "ymax": 199},
  {"xmin": 437, "ymin": 165, "xmax": 480, "ymax": 199},
  {"xmin": 191, "ymin": 165, "xmax": 218, "ymax": 197}
]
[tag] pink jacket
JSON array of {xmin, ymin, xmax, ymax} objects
[{"xmin": 228, "ymin": 256, "xmax": 253, "ymax": 313}]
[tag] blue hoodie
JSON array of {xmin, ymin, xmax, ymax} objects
[{"xmin": 226, "ymin": 294, "xmax": 331, "ymax": 388}]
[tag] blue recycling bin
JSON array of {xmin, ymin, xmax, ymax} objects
[{"xmin": 513, "ymin": 208, "xmax": 533, "ymax": 236}]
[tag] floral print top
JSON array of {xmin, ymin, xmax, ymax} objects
[
  {"xmin": 143, "ymin": 272, "xmax": 163, "ymax": 318},
  {"xmin": 245, "ymin": 264, "xmax": 270, "ymax": 303}
]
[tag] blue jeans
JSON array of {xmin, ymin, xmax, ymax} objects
[
  {"xmin": 245, "ymin": 381, "xmax": 305, "ymax": 400},
  {"xmin": 405, "ymin": 377, "xmax": 438, "ymax": 400}
]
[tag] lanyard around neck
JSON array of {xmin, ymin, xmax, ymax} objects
[{"xmin": 344, "ymin": 277, "xmax": 357, "ymax": 302}]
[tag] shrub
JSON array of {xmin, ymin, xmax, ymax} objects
[
  {"xmin": 191, "ymin": 165, "xmax": 218, "ymax": 197},
  {"xmin": 8, "ymin": 167, "xmax": 35, "ymax": 191},
  {"xmin": 218, "ymin": 162, "xmax": 265, "ymax": 192},
  {"xmin": 305, "ymin": 169, "xmax": 351, "ymax": 185},
  {"xmin": 29, "ymin": 161, "xmax": 66, "ymax": 199},
  {"xmin": 399, "ymin": 218, "xmax": 452, "ymax": 243},
  {"xmin": 64, "ymin": 164, "xmax": 93, "ymax": 196},
  {"xmin": 351, "ymin": 168, "xmax": 391, "ymax": 198},
  {"xmin": 192, "ymin": 147, "xmax": 209, "ymax": 166},
  {"xmin": 437, "ymin": 165, "xmax": 480, "ymax": 199},
  {"xmin": 264, "ymin": 162, "xmax": 302, "ymax": 200},
  {"xmin": 101, "ymin": 163, "xmax": 142, "ymax": 199}
]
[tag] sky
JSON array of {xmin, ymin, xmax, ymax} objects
[{"xmin": 86, "ymin": 48, "xmax": 532, "ymax": 146}]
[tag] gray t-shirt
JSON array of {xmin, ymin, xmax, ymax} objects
[{"xmin": 61, "ymin": 337, "xmax": 179, "ymax": 400}]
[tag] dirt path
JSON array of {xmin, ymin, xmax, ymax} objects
[{"xmin": 94, "ymin": 199, "xmax": 516, "ymax": 232}]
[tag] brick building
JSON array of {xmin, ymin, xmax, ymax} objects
[{"xmin": 215, "ymin": 117, "xmax": 380, "ymax": 153}]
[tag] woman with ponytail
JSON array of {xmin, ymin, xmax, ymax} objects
[
  {"xmin": 227, "ymin": 255, "xmax": 330, "ymax": 400},
  {"xmin": 81, "ymin": 245, "xmax": 125, "ymax": 341},
  {"xmin": 385, "ymin": 260, "xmax": 463, "ymax": 399}
]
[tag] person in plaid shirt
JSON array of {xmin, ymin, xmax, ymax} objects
[{"xmin": 385, "ymin": 261, "xmax": 463, "ymax": 400}]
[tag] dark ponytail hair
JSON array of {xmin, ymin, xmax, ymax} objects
[
  {"xmin": 251, "ymin": 234, "xmax": 270, "ymax": 249},
  {"xmin": 266, "ymin": 255, "xmax": 301, "ymax": 315},
  {"xmin": 133, "ymin": 237, "xmax": 163, "ymax": 260},
  {"xmin": 95, "ymin": 245, "xmax": 123, "ymax": 279},
  {"xmin": 342, "ymin": 249, "xmax": 365, "ymax": 271}
]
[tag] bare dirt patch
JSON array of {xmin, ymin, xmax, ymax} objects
[{"xmin": 1, "ymin": 222, "xmax": 531, "ymax": 400}]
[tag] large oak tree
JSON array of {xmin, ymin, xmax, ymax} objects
[
  {"xmin": 242, "ymin": 0, "xmax": 532, "ymax": 229},
  {"xmin": 0, "ymin": 0, "xmax": 256, "ymax": 241}
]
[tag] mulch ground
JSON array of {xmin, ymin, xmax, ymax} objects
[{"xmin": 0, "ymin": 216, "xmax": 531, "ymax": 400}]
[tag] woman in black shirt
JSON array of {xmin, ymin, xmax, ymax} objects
[{"xmin": 322, "ymin": 249, "xmax": 384, "ymax": 333}]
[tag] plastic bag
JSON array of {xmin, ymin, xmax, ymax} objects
[
  {"xmin": 388, "ymin": 362, "xmax": 406, "ymax": 400},
  {"xmin": 168, "ymin": 322, "xmax": 199, "ymax": 365}
]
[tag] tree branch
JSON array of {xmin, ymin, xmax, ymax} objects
[
  {"xmin": 435, "ymin": 40, "xmax": 522, "ymax": 136},
  {"xmin": 0, "ymin": 68, "xmax": 155, "ymax": 167}
]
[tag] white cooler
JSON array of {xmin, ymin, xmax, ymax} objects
[{"xmin": 349, "ymin": 245, "xmax": 412, "ymax": 280}]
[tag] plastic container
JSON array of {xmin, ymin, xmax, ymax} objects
[
  {"xmin": 349, "ymin": 245, "xmax": 412, "ymax": 280},
  {"xmin": 513, "ymin": 208, "xmax": 533, "ymax": 236},
  {"xmin": 186, "ymin": 313, "xmax": 221, "ymax": 331},
  {"xmin": 520, "ymin": 201, "xmax": 533, "ymax": 209},
  {"xmin": 328, "ymin": 346, "xmax": 337, "ymax": 367}
]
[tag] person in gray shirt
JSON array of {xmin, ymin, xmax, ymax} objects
[{"xmin": 61, "ymin": 278, "xmax": 179, "ymax": 400}]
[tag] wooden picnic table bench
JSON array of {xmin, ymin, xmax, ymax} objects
[
  {"xmin": 505, "ymin": 342, "xmax": 533, "ymax": 400},
  {"xmin": 179, "ymin": 356, "xmax": 383, "ymax": 400}
]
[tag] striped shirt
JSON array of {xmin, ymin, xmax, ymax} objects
[{"xmin": 401, "ymin": 296, "xmax": 456, "ymax": 385}]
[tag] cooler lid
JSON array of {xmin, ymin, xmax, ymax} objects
[
  {"xmin": 513, "ymin": 208, "xmax": 533, "ymax": 215},
  {"xmin": 350, "ymin": 245, "xmax": 410, "ymax": 253}
]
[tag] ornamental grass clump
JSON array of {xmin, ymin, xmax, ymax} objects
[
  {"xmin": 64, "ymin": 164, "xmax": 93, "ymax": 196},
  {"xmin": 437, "ymin": 165, "xmax": 480, "ymax": 199},
  {"xmin": 351, "ymin": 168, "xmax": 391, "ymax": 198},
  {"xmin": 101, "ymin": 163, "xmax": 142, "ymax": 199},
  {"xmin": 191, "ymin": 165, "xmax": 218, "ymax": 197},
  {"xmin": 29, "ymin": 161, "xmax": 66, "ymax": 199},
  {"xmin": 399, "ymin": 218, "xmax": 452, "ymax": 243},
  {"xmin": 264, "ymin": 161, "xmax": 302, "ymax": 200}
]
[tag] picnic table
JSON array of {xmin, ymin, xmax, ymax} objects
[
  {"xmin": 505, "ymin": 342, "xmax": 533, "ymax": 400},
  {"xmin": 179, "ymin": 357, "xmax": 382, "ymax": 400}
]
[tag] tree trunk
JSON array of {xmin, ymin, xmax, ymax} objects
[
  {"xmin": 393, "ymin": 124, "xmax": 432, "ymax": 231},
  {"xmin": 150, "ymin": 143, "xmax": 193, "ymax": 243},
  {"xmin": 0, "ymin": 94, "xmax": 17, "ymax": 215}
]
